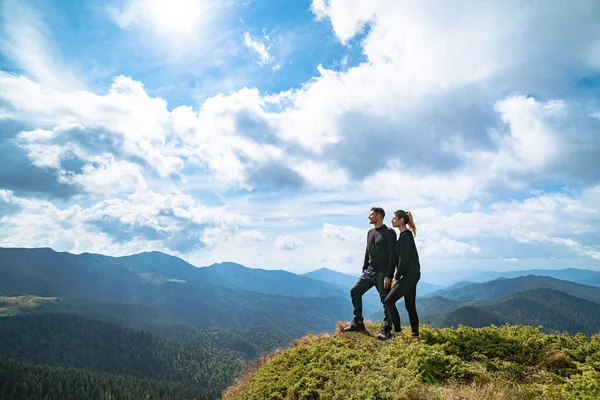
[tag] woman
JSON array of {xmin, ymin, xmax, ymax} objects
[{"xmin": 384, "ymin": 209, "xmax": 421, "ymax": 339}]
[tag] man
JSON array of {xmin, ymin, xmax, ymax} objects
[{"xmin": 342, "ymin": 207, "xmax": 397, "ymax": 340}]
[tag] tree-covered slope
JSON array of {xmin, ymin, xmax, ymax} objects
[
  {"xmin": 426, "ymin": 288, "xmax": 600, "ymax": 336},
  {"xmin": 0, "ymin": 314, "xmax": 244, "ymax": 390},
  {"xmin": 0, "ymin": 357, "xmax": 220, "ymax": 400}
]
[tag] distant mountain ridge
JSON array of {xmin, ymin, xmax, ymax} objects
[
  {"xmin": 426, "ymin": 275, "xmax": 600, "ymax": 303},
  {"xmin": 197, "ymin": 262, "xmax": 346, "ymax": 298},
  {"xmin": 0, "ymin": 247, "xmax": 349, "ymax": 336},
  {"xmin": 460, "ymin": 268, "xmax": 600, "ymax": 287}
]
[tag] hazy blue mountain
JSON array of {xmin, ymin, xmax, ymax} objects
[
  {"xmin": 0, "ymin": 247, "xmax": 349, "ymax": 337},
  {"xmin": 196, "ymin": 262, "xmax": 346, "ymax": 298},
  {"xmin": 415, "ymin": 296, "xmax": 472, "ymax": 317},
  {"xmin": 118, "ymin": 250, "xmax": 201, "ymax": 279},
  {"xmin": 425, "ymin": 275, "xmax": 600, "ymax": 303},
  {"xmin": 441, "ymin": 281, "xmax": 474, "ymax": 291},
  {"xmin": 425, "ymin": 288, "xmax": 600, "ymax": 336},
  {"xmin": 417, "ymin": 281, "xmax": 447, "ymax": 296},
  {"xmin": 303, "ymin": 268, "xmax": 359, "ymax": 288},
  {"xmin": 579, "ymin": 276, "xmax": 600, "ymax": 287},
  {"xmin": 461, "ymin": 268, "xmax": 600, "ymax": 287},
  {"xmin": 122, "ymin": 253, "xmax": 347, "ymax": 298},
  {"xmin": 303, "ymin": 267, "xmax": 444, "ymax": 296}
]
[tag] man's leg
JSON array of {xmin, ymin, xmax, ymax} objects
[
  {"xmin": 373, "ymin": 272, "xmax": 393, "ymax": 335},
  {"xmin": 344, "ymin": 271, "xmax": 375, "ymax": 331}
]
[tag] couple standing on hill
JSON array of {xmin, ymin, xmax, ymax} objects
[{"xmin": 342, "ymin": 207, "xmax": 421, "ymax": 341}]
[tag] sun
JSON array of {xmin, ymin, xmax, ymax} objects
[{"xmin": 145, "ymin": 0, "xmax": 209, "ymax": 36}]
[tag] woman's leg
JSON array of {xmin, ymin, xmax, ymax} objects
[
  {"xmin": 384, "ymin": 274, "xmax": 420, "ymax": 332},
  {"xmin": 404, "ymin": 273, "xmax": 420, "ymax": 336}
]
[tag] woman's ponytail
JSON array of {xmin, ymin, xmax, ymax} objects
[{"xmin": 406, "ymin": 211, "xmax": 417, "ymax": 237}]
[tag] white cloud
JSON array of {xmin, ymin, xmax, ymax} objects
[
  {"xmin": 16, "ymin": 142, "xmax": 65, "ymax": 170},
  {"xmin": 0, "ymin": 190, "xmax": 250, "ymax": 256},
  {"xmin": 410, "ymin": 185, "xmax": 600, "ymax": 260},
  {"xmin": 320, "ymin": 252, "xmax": 355, "ymax": 264},
  {"xmin": 515, "ymin": 232, "xmax": 600, "ymax": 260},
  {"xmin": 239, "ymin": 230, "xmax": 267, "ymax": 242},
  {"xmin": 1, "ymin": 74, "xmax": 184, "ymax": 194},
  {"xmin": 0, "ymin": 190, "xmax": 10, "ymax": 203},
  {"xmin": 243, "ymin": 32, "xmax": 273, "ymax": 65},
  {"xmin": 312, "ymin": 1, "xmax": 600, "ymax": 87},
  {"xmin": 5, "ymin": 59, "xmax": 595, "ymax": 199},
  {"xmin": 419, "ymin": 236, "xmax": 481, "ymax": 257},
  {"xmin": 490, "ymin": 96, "xmax": 561, "ymax": 171},
  {"xmin": 17, "ymin": 129, "xmax": 57, "ymax": 142},
  {"xmin": 0, "ymin": 0, "xmax": 80, "ymax": 88},
  {"xmin": 322, "ymin": 222, "xmax": 363, "ymax": 241},
  {"xmin": 63, "ymin": 159, "xmax": 147, "ymax": 195},
  {"xmin": 274, "ymin": 235, "xmax": 304, "ymax": 251},
  {"xmin": 292, "ymin": 161, "xmax": 350, "ymax": 190}
]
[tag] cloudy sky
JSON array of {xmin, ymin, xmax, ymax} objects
[{"xmin": 1, "ymin": 0, "xmax": 599, "ymax": 279}]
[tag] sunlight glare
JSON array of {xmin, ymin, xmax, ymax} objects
[{"xmin": 146, "ymin": 0, "xmax": 208, "ymax": 36}]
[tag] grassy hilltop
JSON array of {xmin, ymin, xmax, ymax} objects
[{"xmin": 224, "ymin": 322, "xmax": 600, "ymax": 400}]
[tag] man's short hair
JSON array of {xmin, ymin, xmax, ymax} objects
[{"xmin": 371, "ymin": 207, "xmax": 385, "ymax": 218}]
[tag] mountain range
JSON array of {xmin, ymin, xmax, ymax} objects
[
  {"xmin": 0, "ymin": 247, "xmax": 349, "ymax": 337},
  {"xmin": 457, "ymin": 267, "xmax": 600, "ymax": 287},
  {"xmin": 2, "ymin": 246, "xmax": 600, "ymax": 399},
  {"xmin": 426, "ymin": 275, "xmax": 600, "ymax": 303},
  {"xmin": 4, "ymin": 247, "xmax": 600, "ymax": 338}
]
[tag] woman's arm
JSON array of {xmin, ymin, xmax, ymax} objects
[{"xmin": 394, "ymin": 232, "xmax": 414, "ymax": 280}]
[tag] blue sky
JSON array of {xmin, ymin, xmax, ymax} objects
[{"xmin": 1, "ymin": 0, "xmax": 599, "ymax": 282}]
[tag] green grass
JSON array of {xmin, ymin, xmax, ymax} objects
[
  {"xmin": 224, "ymin": 322, "xmax": 600, "ymax": 400},
  {"xmin": 0, "ymin": 295, "xmax": 60, "ymax": 316}
]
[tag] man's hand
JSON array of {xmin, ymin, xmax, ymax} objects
[
  {"xmin": 392, "ymin": 279, "xmax": 399, "ymax": 288},
  {"xmin": 384, "ymin": 277, "xmax": 392, "ymax": 289}
]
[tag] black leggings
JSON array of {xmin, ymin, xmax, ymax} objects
[{"xmin": 384, "ymin": 273, "xmax": 420, "ymax": 335}]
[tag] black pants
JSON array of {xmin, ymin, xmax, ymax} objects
[
  {"xmin": 350, "ymin": 269, "xmax": 394, "ymax": 332},
  {"xmin": 384, "ymin": 273, "xmax": 420, "ymax": 335}
]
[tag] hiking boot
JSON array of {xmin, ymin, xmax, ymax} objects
[
  {"xmin": 342, "ymin": 321, "xmax": 366, "ymax": 332},
  {"xmin": 376, "ymin": 329, "xmax": 393, "ymax": 340}
]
